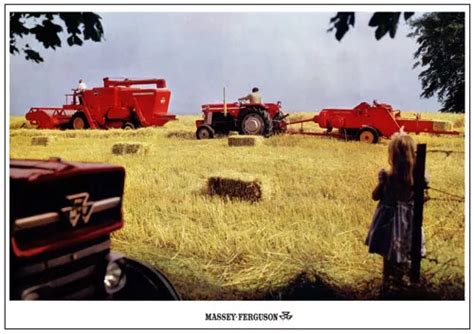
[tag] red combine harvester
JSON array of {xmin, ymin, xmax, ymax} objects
[
  {"xmin": 287, "ymin": 101, "xmax": 460, "ymax": 143},
  {"xmin": 26, "ymin": 78, "xmax": 176, "ymax": 130},
  {"xmin": 195, "ymin": 99, "xmax": 288, "ymax": 139}
]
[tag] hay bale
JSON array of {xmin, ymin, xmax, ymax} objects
[
  {"xmin": 228, "ymin": 131, "xmax": 239, "ymax": 136},
  {"xmin": 228, "ymin": 135, "xmax": 262, "ymax": 147},
  {"xmin": 166, "ymin": 131, "xmax": 195, "ymax": 140},
  {"xmin": 111, "ymin": 142, "xmax": 149, "ymax": 155},
  {"xmin": 207, "ymin": 173, "xmax": 271, "ymax": 202},
  {"xmin": 432, "ymin": 121, "xmax": 453, "ymax": 132},
  {"xmin": 31, "ymin": 136, "xmax": 51, "ymax": 146}
]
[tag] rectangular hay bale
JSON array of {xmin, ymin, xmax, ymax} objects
[
  {"xmin": 432, "ymin": 121, "xmax": 452, "ymax": 132},
  {"xmin": 228, "ymin": 135, "xmax": 262, "ymax": 147},
  {"xmin": 228, "ymin": 131, "xmax": 239, "ymax": 136},
  {"xmin": 111, "ymin": 142, "xmax": 149, "ymax": 155},
  {"xmin": 31, "ymin": 136, "xmax": 50, "ymax": 146},
  {"xmin": 207, "ymin": 173, "xmax": 271, "ymax": 202}
]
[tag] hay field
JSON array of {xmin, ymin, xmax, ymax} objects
[{"xmin": 9, "ymin": 112, "xmax": 465, "ymax": 300}]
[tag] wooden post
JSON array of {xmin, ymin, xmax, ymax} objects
[{"xmin": 410, "ymin": 143, "xmax": 427, "ymax": 283}]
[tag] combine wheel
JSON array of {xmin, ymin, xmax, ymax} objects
[
  {"xmin": 122, "ymin": 122, "xmax": 136, "ymax": 130},
  {"xmin": 196, "ymin": 124, "xmax": 215, "ymax": 139},
  {"xmin": 237, "ymin": 107, "xmax": 273, "ymax": 137},
  {"xmin": 358, "ymin": 127, "xmax": 379, "ymax": 144},
  {"xmin": 71, "ymin": 113, "xmax": 89, "ymax": 130}
]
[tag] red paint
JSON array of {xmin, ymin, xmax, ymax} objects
[
  {"xmin": 25, "ymin": 78, "xmax": 176, "ymax": 129},
  {"xmin": 287, "ymin": 101, "xmax": 460, "ymax": 140}
]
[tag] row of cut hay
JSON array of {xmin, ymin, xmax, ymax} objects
[
  {"xmin": 206, "ymin": 172, "xmax": 271, "ymax": 202},
  {"xmin": 29, "ymin": 136, "xmax": 150, "ymax": 156}
]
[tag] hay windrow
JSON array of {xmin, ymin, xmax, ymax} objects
[
  {"xmin": 111, "ymin": 142, "xmax": 150, "ymax": 155},
  {"xmin": 207, "ymin": 172, "xmax": 272, "ymax": 202},
  {"xmin": 228, "ymin": 135, "xmax": 262, "ymax": 147}
]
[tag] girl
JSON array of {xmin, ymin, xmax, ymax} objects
[{"xmin": 365, "ymin": 133, "xmax": 426, "ymax": 293}]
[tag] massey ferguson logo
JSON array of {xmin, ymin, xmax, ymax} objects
[
  {"xmin": 61, "ymin": 192, "xmax": 94, "ymax": 227},
  {"xmin": 15, "ymin": 193, "xmax": 121, "ymax": 231},
  {"xmin": 160, "ymin": 97, "xmax": 166, "ymax": 104}
]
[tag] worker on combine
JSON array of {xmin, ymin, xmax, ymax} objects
[
  {"xmin": 239, "ymin": 87, "xmax": 262, "ymax": 104},
  {"xmin": 75, "ymin": 79, "xmax": 87, "ymax": 104}
]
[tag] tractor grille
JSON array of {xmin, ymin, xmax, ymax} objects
[
  {"xmin": 10, "ymin": 167, "xmax": 124, "ymax": 256},
  {"xmin": 11, "ymin": 236, "xmax": 110, "ymax": 300}
]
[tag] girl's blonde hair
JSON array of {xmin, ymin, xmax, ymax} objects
[{"xmin": 388, "ymin": 133, "xmax": 416, "ymax": 186}]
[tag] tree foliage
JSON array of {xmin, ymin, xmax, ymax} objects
[
  {"xmin": 328, "ymin": 12, "xmax": 465, "ymax": 113},
  {"xmin": 10, "ymin": 12, "xmax": 104, "ymax": 63},
  {"xmin": 408, "ymin": 13, "xmax": 465, "ymax": 113},
  {"xmin": 328, "ymin": 12, "xmax": 414, "ymax": 41}
]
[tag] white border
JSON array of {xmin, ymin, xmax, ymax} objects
[{"xmin": 4, "ymin": 2, "xmax": 471, "ymax": 330}]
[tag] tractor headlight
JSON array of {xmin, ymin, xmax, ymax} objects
[{"xmin": 104, "ymin": 261, "xmax": 126, "ymax": 294}]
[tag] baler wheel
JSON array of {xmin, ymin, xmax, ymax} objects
[
  {"xmin": 358, "ymin": 128, "xmax": 379, "ymax": 144},
  {"xmin": 238, "ymin": 107, "xmax": 273, "ymax": 137},
  {"xmin": 71, "ymin": 113, "xmax": 89, "ymax": 130},
  {"xmin": 122, "ymin": 122, "xmax": 136, "ymax": 130},
  {"xmin": 196, "ymin": 124, "xmax": 215, "ymax": 140}
]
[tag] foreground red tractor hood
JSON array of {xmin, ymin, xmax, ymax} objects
[{"xmin": 10, "ymin": 158, "xmax": 125, "ymax": 257}]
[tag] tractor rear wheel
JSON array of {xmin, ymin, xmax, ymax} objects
[
  {"xmin": 196, "ymin": 124, "xmax": 215, "ymax": 139},
  {"xmin": 71, "ymin": 113, "xmax": 89, "ymax": 130},
  {"xmin": 237, "ymin": 107, "xmax": 272, "ymax": 137},
  {"xmin": 358, "ymin": 128, "xmax": 379, "ymax": 144}
]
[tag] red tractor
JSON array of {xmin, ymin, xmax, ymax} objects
[
  {"xmin": 195, "ymin": 99, "xmax": 288, "ymax": 139},
  {"xmin": 10, "ymin": 158, "xmax": 180, "ymax": 300},
  {"xmin": 25, "ymin": 78, "xmax": 176, "ymax": 130},
  {"xmin": 287, "ymin": 101, "xmax": 459, "ymax": 143}
]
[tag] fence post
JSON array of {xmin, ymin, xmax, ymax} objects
[{"xmin": 410, "ymin": 143, "xmax": 427, "ymax": 283}]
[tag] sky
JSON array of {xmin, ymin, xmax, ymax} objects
[{"xmin": 9, "ymin": 11, "xmax": 441, "ymax": 116}]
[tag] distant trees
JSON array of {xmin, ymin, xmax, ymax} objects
[
  {"xmin": 408, "ymin": 13, "xmax": 465, "ymax": 113},
  {"xmin": 329, "ymin": 12, "xmax": 465, "ymax": 113},
  {"xmin": 10, "ymin": 12, "xmax": 104, "ymax": 63}
]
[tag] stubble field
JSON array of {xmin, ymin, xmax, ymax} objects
[{"xmin": 9, "ymin": 112, "xmax": 465, "ymax": 300}]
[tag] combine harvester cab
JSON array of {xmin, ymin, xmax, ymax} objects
[
  {"xmin": 10, "ymin": 158, "xmax": 180, "ymax": 300},
  {"xmin": 25, "ymin": 77, "xmax": 176, "ymax": 130}
]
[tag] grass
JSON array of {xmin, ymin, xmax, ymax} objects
[{"xmin": 9, "ymin": 112, "xmax": 465, "ymax": 300}]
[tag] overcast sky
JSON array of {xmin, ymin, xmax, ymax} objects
[{"xmin": 9, "ymin": 12, "xmax": 441, "ymax": 116}]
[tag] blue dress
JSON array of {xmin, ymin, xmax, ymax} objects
[{"xmin": 365, "ymin": 169, "xmax": 426, "ymax": 264}]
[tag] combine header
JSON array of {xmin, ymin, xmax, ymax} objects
[
  {"xmin": 286, "ymin": 101, "xmax": 460, "ymax": 143},
  {"xmin": 26, "ymin": 78, "xmax": 176, "ymax": 130}
]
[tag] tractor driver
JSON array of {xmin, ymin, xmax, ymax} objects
[{"xmin": 239, "ymin": 87, "xmax": 262, "ymax": 104}]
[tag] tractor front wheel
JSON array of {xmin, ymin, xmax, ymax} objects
[
  {"xmin": 71, "ymin": 113, "xmax": 89, "ymax": 130},
  {"xmin": 196, "ymin": 124, "xmax": 215, "ymax": 139},
  {"xmin": 237, "ymin": 107, "xmax": 272, "ymax": 137},
  {"xmin": 358, "ymin": 128, "xmax": 379, "ymax": 144}
]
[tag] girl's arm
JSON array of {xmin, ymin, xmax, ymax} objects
[{"xmin": 372, "ymin": 169, "xmax": 387, "ymax": 201}]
